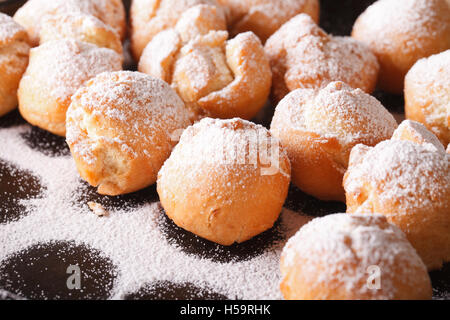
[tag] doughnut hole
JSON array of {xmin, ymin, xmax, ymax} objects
[
  {"xmin": 67, "ymin": 71, "xmax": 191, "ymax": 195},
  {"xmin": 271, "ymin": 82, "xmax": 397, "ymax": 201},
  {"xmin": 157, "ymin": 118, "xmax": 291, "ymax": 245},
  {"xmin": 280, "ymin": 214, "xmax": 432, "ymax": 300}
]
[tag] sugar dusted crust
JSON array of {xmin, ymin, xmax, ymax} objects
[
  {"xmin": 130, "ymin": 0, "xmax": 222, "ymax": 60},
  {"xmin": 352, "ymin": 0, "xmax": 450, "ymax": 93},
  {"xmin": 39, "ymin": 13, "xmax": 123, "ymax": 55},
  {"xmin": 392, "ymin": 119, "xmax": 446, "ymax": 153},
  {"xmin": 265, "ymin": 14, "xmax": 379, "ymax": 103},
  {"xmin": 280, "ymin": 214, "xmax": 432, "ymax": 300},
  {"xmin": 157, "ymin": 117, "xmax": 291, "ymax": 245},
  {"xmin": 270, "ymin": 81, "xmax": 397, "ymax": 201},
  {"xmin": 218, "ymin": 0, "xmax": 320, "ymax": 42},
  {"xmin": 13, "ymin": 0, "xmax": 126, "ymax": 46},
  {"xmin": 344, "ymin": 128, "xmax": 450, "ymax": 270},
  {"xmin": 18, "ymin": 40, "xmax": 123, "ymax": 136},
  {"xmin": 66, "ymin": 71, "xmax": 191, "ymax": 196},
  {"xmin": 139, "ymin": 6, "xmax": 271, "ymax": 121},
  {"xmin": 405, "ymin": 50, "xmax": 450, "ymax": 146}
]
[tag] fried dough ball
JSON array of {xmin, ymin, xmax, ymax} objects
[
  {"xmin": 139, "ymin": 18, "xmax": 271, "ymax": 121},
  {"xmin": 18, "ymin": 39, "xmax": 122, "ymax": 136},
  {"xmin": 130, "ymin": 0, "xmax": 224, "ymax": 60},
  {"xmin": 265, "ymin": 14, "xmax": 379, "ymax": 103},
  {"xmin": 405, "ymin": 50, "xmax": 450, "ymax": 146},
  {"xmin": 0, "ymin": 13, "xmax": 30, "ymax": 117},
  {"xmin": 344, "ymin": 121, "xmax": 450, "ymax": 270},
  {"xmin": 218, "ymin": 0, "xmax": 320, "ymax": 43},
  {"xmin": 352, "ymin": 0, "xmax": 450, "ymax": 93},
  {"xmin": 39, "ymin": 13, "xmax": 123, "ymax": 55},
  {"xmin": 271, "ymin": 81, "xmax": 397, "ymax": 201},
  {"xmin": 66, "ymin": 71, "xmax": 191, "ymax": 196},
  {"xmin": 13, "ymin": 0, "xmax": 126, "ymax": 46},
  {"xmin": 137, "ymin": 4, "xmax": 227, "ymax": 85},
  {"xmin": 280, "ymin": 214, "xmax": 432, "ymax": 300},
  {"xmin": 157, "ymin": 118, "xmax": 291, "ymax": 245}
]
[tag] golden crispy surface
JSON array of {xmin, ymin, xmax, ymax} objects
[{"xmin": 130, "ymin": 0, "xmax": 222, "ymax": 60}]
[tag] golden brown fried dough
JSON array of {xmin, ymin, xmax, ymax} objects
[
  {"xmin": 281, "ymin": 214, "xmax": 432, "ymax": 300},
  {"xmin": 66, "ymin": 71, "xmax": 191, "ymax": 196},
  {"xmin": 352, "ymin": 0, "xmax": 450, "ymax": 93},
  {"xmin": 157, "ymin": 118, "xmax": 291, "ymax": 245}
]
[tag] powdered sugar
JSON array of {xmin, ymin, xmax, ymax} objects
[
  {"xmin": 221, "ymin": 0, "xmax": 319, "ymax": 41},
  {"xmin": 407, "ymin": 50, "xmax": 450, "ymax": 92},
  {"xmin": 140, "ymin": 23, "xmax": 271, "ymax": 120},
  {"xmin": 13, "ymin": 0, "xmax": 124, "ymax": 44},
  {"xmin": 66, "ymin": 71, "xmax": 190, "ymax": 163},
  {"xmin": 65, "ymin": 71, "xmax": 192, "ymax": 195},
  {"xmin": 0, "ymin": 122, "xmax": 311, "ymax": 299},
  {"xmin": 159, "ymin": 118, "xmax": 290, "ymax": 185},
  {"xmin": 22, "ymin": 39, "xmax": 122, "ymax": 102},
  {"xmin": 39, "ymin": 12, "xmax": 119, "ymax": 45},
  {"xmin": 353, "ymin": 0, "xmax": 450, "ymax": 52},
  {"xmin": 405, "ymin": 50, "xmax": 450, "ymax": 141},
  {"xmin": 265, "ymin": 14, "xmax": 379, "ymax": 100},
  {"xmin": 279, "ymin": 82, "xmax": 397, "ymax": 146}
]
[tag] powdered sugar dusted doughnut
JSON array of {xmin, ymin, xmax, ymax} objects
[
  {"xmin": 39, "ymin": 13, "xmax": 123, "ymax": 55},
  {"xmin": 13, "ymin": 0, "xmax": 126, "ymax": 46},
  {"xmin": 218, "ymin": 0, "xmax": 320, "ymax": 43},
  {"xmin": 280, "ymin": 214, "xmax": 432, "ymax": 300},
  {"xmin": 0, "ymin": 13, "xmax": 30, "ymax": 117},
  {"xmin": 265, "ymin": 14, "xmax": 379, "ymax": 103},
  {"xmin": 18, "ymin": 39, "xmax": 122, "ymax": 136},
  {"xmin": 405, "ymin": 50, "xmax": 450, "ymax": 146},
  {"xmin": 271, "ymin": 81, "xmax": 397, "ymax": 202},
  {"xmin": 157, "ymin": 118, "xmax": 291, "ymax": 245},
  {"xmin": 344, "ymin": 138, "xmax": 450, "ymax": 270},
  {"xmin": 352, "ymin": 0, "xmax": 450, "ymax": 94},
  {"xmin": 66, "ymin": 71, "xmax": 191, "ymax": 196},
  {"xmin": 139, "ymin": 27, "xmax": 271, "ymax": 121},
  {"xmin": 130, "ymin": 0, "xmax": 224, "ymax": 60}
]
